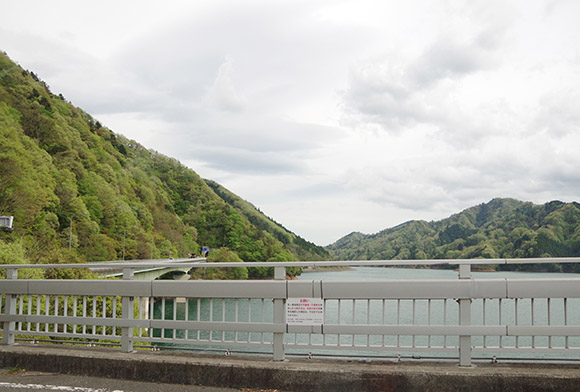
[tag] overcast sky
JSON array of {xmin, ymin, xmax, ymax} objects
[{"xmin": 2, "ymin": 0, "xmax": 580, "ymax": 245}]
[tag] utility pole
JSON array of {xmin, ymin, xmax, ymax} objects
[
  {"xmin": 68, "ymin": 212, "xmax": 86, "ymax": 251},
  {"xmin": 123, "ymin": 228, "xmax": 127, "ymax": 261},
  {"xmin": 122, "ymin": 226, "xmax": 136, "ymax": 261}
]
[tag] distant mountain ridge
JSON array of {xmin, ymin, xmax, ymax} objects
[
  {"xmin": 327, "ymin": 198, "xmax": 580, "ymax": 272},
  {"xmin": 0, "ymin": 51, "xmax": 328, "ymax": 275}
]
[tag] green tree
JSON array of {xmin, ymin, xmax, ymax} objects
[{"xmin": 193, "ymin": 247, "xmax": 248, "ymax": 280}]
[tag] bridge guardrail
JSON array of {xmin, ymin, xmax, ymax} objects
[{"xmin": 1, "ymin": 258, "xmax": 580, "ymax": 366}]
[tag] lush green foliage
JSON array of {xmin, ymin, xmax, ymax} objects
[
  {"xmin": 0, "ymin": 52, "xmax": 328, "ymax": 278},
  {"xmin": 205, "ymin": 180, "xmax": 330, "ymax": 261},
  {"xmin": 327, "ymin": 198, "xmax": 580, "ymax": 272},
  {"xmin": 188, "ymin": 247, "xmax": 249, "ymax": 280}
]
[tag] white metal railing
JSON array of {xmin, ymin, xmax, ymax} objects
[{"xmin": 1, "ymin": 258, "xmax": 580, "ymax": 366}]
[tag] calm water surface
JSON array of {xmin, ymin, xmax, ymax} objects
[{"xmin": 298, "ymin": 266, "xmax": 580, "ymax": 280}]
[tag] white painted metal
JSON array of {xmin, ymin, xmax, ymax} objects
[
  {"xmin": 5, "ymin": 257, "xmax": 580, "ymax": 271},
  {"xmin": 458, "ymin": 264, "xmax": 472, "ymax": 366},
  {"xmin": 151, "ymin": 280, "xmax": 285, "ymax": 298},
  {"xmin": 1, "ymin": 269, "xmax": 18, "ymax": 345},
  {"xmin": 321, "ymin": 325, "xmax": 507, "ymax": 335},
  {"xmin": 0, "ymin": 216, "xmax": 13, "ymax": 230},
  {"xmin": 272, "ymin": 266, "xmax": 285, "ymax": 361},
  {"xmin": 507, "ymin": 279, "xmax": 580, "ymax": 298},
  {"xmin": 1, "ymin": 258, "xmax": 580, "ymax": 366},
  {"xmin": 320, "ymin": 279, "xmax": 506, "ymax": 299},
  {"xmin": 28, "ymin": 280, "xmax": 151, "ymax": 296}
]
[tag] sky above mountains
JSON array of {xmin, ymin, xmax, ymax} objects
[{"xmin": 2, "ymin": 0, "xmax": 580, "ymax": 245}]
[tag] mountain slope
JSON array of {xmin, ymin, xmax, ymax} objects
[
  {"xmin": 205, "ymin": 180, "xmax": 330, "ymax": 260},
  {"xmin": 0, "ymin": 51, "xmax": 328, "ymax": 274},
  {"xmin": 327, "ymin": 198, "xmax": 580, "ymax": 271}
]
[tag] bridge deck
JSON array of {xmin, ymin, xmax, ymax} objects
[{"xmin": 88, "ymin": 257, "xmax": 206, "ymax": 278}]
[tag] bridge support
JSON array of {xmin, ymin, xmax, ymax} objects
[
  {"xmin": 121, "ymin": 268, "xmax": 134, "ymax": 353},
  {"xmin": 458, "ymin": 264, "xmax": 472, "ymax": 367},
  {"xmin": 272, "ymin": 266, "xmax": 285, "ymax": 361},
  {"xmin": 2, "ymin": 268, "xmax": 17, "ymax": 345}
]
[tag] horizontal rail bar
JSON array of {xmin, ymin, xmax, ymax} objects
[
  {"xmin": 27, "ymin": 280, "xmax": 152, "ymax": 296},
  {"xmin": 508, "ymin": 326, "xmax": 580, "ymax": 336},
  {"xmin": 0, "ymin": 314, "xmax": 283, "ymax": 333},
  {"xmin": 474, "ymin": 347, "xmax": 580, "ymax": 354},
  {"xmin": 322, "ymin": 324, "xmax": 508, "ymax": 336},
  {"xmin": 16, "ymin": 331, "xmax": 122, "ymax": 342},
  {"xmin": 149, "ymin": 320, "xmax": 285, "ymax": 333},
  {"xmin": 6, "ymin": 312, "xmax": 577, "ymax": 338},
  {"xmin": 321, "ymin": 279, "xmax": 507, "ymax": 299},
  {"xmin": 284, "ymin": 343, "xmax": 459, "ymax": 353},
  {"xmin": 4, "ymin": 278, "xmax": 580, "ymax": 299},
  {"xmin": 0, "ymin": 314, "xmax": 149, "ymax": 328},
  {"xmin": 507, "ymin": 279, "xmax": 580, "ymax": 298},
  {"xmin": 132, "ymin": 338, "xmax": 273, "ymax": 349},
  {"xmin": 152, "ymin": 280, "xmax": 286, "ymax": 298},
  {"xmin": 0, "ymin": 280, "xmax": 286, "ymax": 298},
  {"xmin": 2, "ymin": 257, "xmax": 580, "ymax": 270}
]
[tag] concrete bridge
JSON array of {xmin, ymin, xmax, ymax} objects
[{"xmin": 88, "ymin": 257, "xmax": 206, "ymax": 280}]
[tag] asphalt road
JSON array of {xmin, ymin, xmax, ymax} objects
[{"xmin": 0, "ymin": 369, "xmax": 278, "ymax": 392}]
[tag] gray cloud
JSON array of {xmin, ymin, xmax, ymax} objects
[
  {"xmin": 340, "ymin": 60, "xmax": 424, "ymax": 130},
  {"xmin": 340, "ymin": 34, "xmax": 498, "ymax": 135},
  {"xmin": 193, "ymin": 147, "xmax": 306, "ymax": 175},
  {"xmin": 338, "ymin": 1, "xmax": 515, "ymax": 138},
  {"xmin": 534, "ymin": 89, "xmax": 580, "ymax": 138},
  {"xmin": 205, "ymin": 57, "xmax": 245, "ymax": 113},
  {"xmin": 410, "ymin": 39, "xmax": 492, "ymax": 87},
  {"xmin": 168, "ymin": 119, "xmax": 347, "ymax": 176}
]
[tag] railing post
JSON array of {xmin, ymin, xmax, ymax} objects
[
  {"xmin": 121, "ymin": 268, "xmax": 134, "ymax": 353},
  {"xmin": 458, "ymin": 264, "xmax": 472, "ymax": 367},
  {"xmin": 272, "ymin": 266, "xmax": 286, "ymax": 361},
  {"xmin": 2, "ymin": 268, "xmax": 18, "ymax": 345}
]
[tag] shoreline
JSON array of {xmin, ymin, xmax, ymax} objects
[
  {"xmin": 302, "ymin": 266, "xmax": 355, "ymax": 272},
  {"xmin": 301, "ymin": 265, "xmax": 574, "ymax": 274}
]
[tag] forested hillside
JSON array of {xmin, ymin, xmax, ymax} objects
[
  {"xmin": 0, "ymin": 52, "xmax": 328, "ymax": 276},
  {"xmin": 205, "ymin": 180, "xmax": 330, "ymax": 261},
  {"xmin": 328, "ymin": 198, "xmax": 580, "ymax": 272}
]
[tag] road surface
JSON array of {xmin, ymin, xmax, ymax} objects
[{"xmin": 0, "ymin": 369, "xmax": 279, "ymax": 392}]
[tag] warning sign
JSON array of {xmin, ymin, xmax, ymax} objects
[{"xmin": 286, "ymin": 298, "xmax": 324, "ymax": 325}]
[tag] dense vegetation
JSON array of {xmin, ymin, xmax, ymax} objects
[
  {"xmin": 0, "ymin": 52, "xmax": 329, "ymax": 278},
  {"xmin": 328, "ymin": 198, "xmax": 580, "ymax": 272},
  {"xmin": 206, "ymin": 180, "xmax": 330, "ymax": 261}
]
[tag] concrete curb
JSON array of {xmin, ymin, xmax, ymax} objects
[{"xmin": 1, "ymin": 345, "xmax": 579, "ymax": 391}]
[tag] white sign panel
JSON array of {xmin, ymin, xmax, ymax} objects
[
  {"xmin": 0, "ymin": 216, "xmax": 13, "ymax": 230},
  {"xmin": 286, "ymin": 298, "xmax": 324, "ymax": 325}
]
